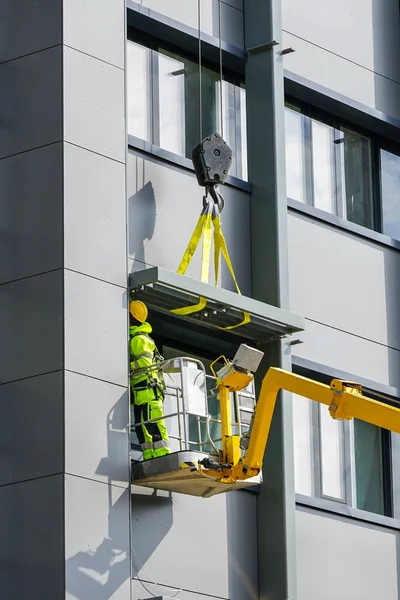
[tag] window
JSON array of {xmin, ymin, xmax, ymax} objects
[
  {"xmin": 293, "ymin": 391, "xmax": 390, "ymax": 516},
  {"xmin": 285, "ymin": 104, "xmax": 374, "ymax": 229},
  {"xmin": 380, "ymin": 149, "xmax": 400, "ymax": 241},
  {"xmin": 127, "ymin": 39, "xmax": 247, "ymax": 180}
]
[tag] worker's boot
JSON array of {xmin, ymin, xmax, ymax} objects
[
  {"xmin": 142, "ymin": 449, "xmax": 154, "ymax": 460},
  {"xmin": 153, "ymin": 441, "xmax": 170, "ymax": 458}
]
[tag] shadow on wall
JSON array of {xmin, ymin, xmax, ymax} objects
[
  {"xmin": 128, "ymin": 181, "xmax": 157, "ymax": 264},
  {"xmin": 130, "ymin": 491, "xmax": 173, "ymax": 581},
  {"xmin": 66, "ymin": 393, "xmax": 131, "ymax": 600},
  {"xmin": 372, "ymin": 0, "xmax": 400, "ymax": 119},
  {"xmin": 226, "ymin": 492, "xmax": 258, "ymax": 600}
]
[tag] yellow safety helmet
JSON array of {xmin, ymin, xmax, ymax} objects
[{"xmin": 129, "ymin": 300, "xmax": 148, "ymax": 323}]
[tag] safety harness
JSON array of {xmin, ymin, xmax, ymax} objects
[{"xmin": 130, "ymin": 331, "xmax": 165, "ymax": 401}]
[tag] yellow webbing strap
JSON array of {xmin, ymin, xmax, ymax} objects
[
  {"xmin": 171, "ymin": 199, "xmax": 251, "ymax": 329},
  {"xmin": 213, "ymin": 214, "xmax": 250, "ymax": 330},
  {"xmin": 171, "ymin": 207, "xmax": 211, "ymax": 316}
]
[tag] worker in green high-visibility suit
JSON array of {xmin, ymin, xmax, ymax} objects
[{"xmin": 129, "ymin": 300, "xmax": 170, "ymax": 461}]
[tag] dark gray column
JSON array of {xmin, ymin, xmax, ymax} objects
[
  {"xmin": 0, "ymin": 2, "xmax": 130, "ymax": 599},
  {"xmin": 244, "ymin": 1, "xmax": 297, "ymax": 599}
]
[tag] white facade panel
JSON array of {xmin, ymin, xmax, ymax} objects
[
  {"xmin": 131, "ymin": 490, "xmax": 258, "ymax": 600},
  {"xmin": 65, "ymin": 475, "xmax": 131, "ymax": 600},
  {"xmin": 64, "ymin": 46, "xmax": 125, "ymax": 163},
  {"xmin": 282, "ymin": 0, "xmax": 400, "ymax": 83},
  {"xmin": 282, "ymin": 31, "xmax": 400, "ymax": 120},
  {"xmin": 64, "ymin": 270, "xmax": 128, "ymax": 386},
  {"xmin": 288, "ymin": 211, "xmax": 400, "ymax": 352},
  {"xmin": 63, "ymin": 0, "xmax": 125, "ymax": 69},
  {"xmin": 296, "ymin": 506, "xmax": 399, "ymax": 600},
  {"xmin": 141, "ymin": 0, "xmax": 198, "ymax": 29},
  {"xmin": 65, "ymin": 371, "xmax": 129, "ymax": 487},
  {"xmin": 127, "ymin": 151, "xmax": 251, "ymax": 296},
  {"xmin": 64, "ymin": 143, "xmax": 126, "ymax": 287},
  {"xmin": 292, "ymin": 318, "xmax": 400, "ymax": 389}
]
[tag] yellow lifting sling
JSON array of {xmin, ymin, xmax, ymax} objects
[{"xmin": 171, "ymin": 188, "xmax": 250, "ymax": 330}]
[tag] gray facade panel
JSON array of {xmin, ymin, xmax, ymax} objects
[
  {"xmin": 288, "ymin": 211, "xmax": 400, "ymax": 352},
  {"xmin": 0, "ymin": 371, "xmax": 63, "ymax": 486},
  {"xmin": 64, "ymin": 143, "xmax": 127, "ymax": 287},
  {"xmin": 132, "ymin": 580, "xmax": 222, "ymax": 600},
  {"xmin": 131, "ymin": 490, "xmax": 257, "ymax": 599},
  {"xmin": 0, "ymin": 270, "xmax": 63, "ymax": 383},
  {"xmin": 0, "ymin": 47, "xmax": 62, "ymax": 160},
  {"xmin": 282, "ymin": 0, "xmax": 400, "ymax": 84},
  {"xmin": 296, "ymin": 506, "xmax": 399, "ymax": 600},
  {"xmin": 64, "ymin": 270, "xmax": 128, "ymax": 387},
  {"xmin": 127, "ymin": 151, "xmax": 251, "ymax": 296},
  {"xmin": 292, "ymin": 318, "xmax": 400, "ymax": 389},
  {"xmin": 63, "ymin": 0, "xmax": 125, "ymax": 68},
  {"xmin": 0, "ymin": 144, "xmax": 63, "ymax": 284},
  {"xmin": 63, "ymin": 46, "xmax": 125, "ymax": 163},
  {"xmin": 0, "ymin": 0, "xmax": 61, "ymax": 64},
  {"xmin": 220, "ymin": 2, "xmax": 244, "ymax": 49},
  {"xmin": 65, "ymin": 475, "xmax": 131, "ymax": 600},
  {"xmin": 0, "ymin": 475, "xmax": 64, "ymax": 599},
  {"xmin": 65, "ymin": 371, "xmax": 129, "ymax": 487}
]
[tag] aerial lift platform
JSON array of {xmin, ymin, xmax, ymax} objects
[
  {"xmin": 129, "ymin": 133, "xmax": 400, "ymax": 498},
  {"xmin": 130, "ymin": 341, "xmax": 400, "ymax": 498}
]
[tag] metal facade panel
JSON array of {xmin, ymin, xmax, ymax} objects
[
  {"xmin": 288, "ymin": 212, "xmax": 400, "ymax": 351},
  {"xmin": 0, "ymin": 0, "xmax": 61, "ymax": 64},
  {"xmin": 0, "ymin": 475, "xmax": 64, "ymax": 599},
  {"xmin": 65, "ymin": 475, "xmax": 131, "ymax": 600},
  {"xmin": 296, "ymin": 506, "xmax": 399, "ymax": 600},
  {"xmin": 63, "ymin": 0, "xmax": 124, "ymax": 68},
  {"xmin": 292, "ymin": 319, "xmax": 400, "ymax": 389},
  {"xmin": 65, "ymin": 371, "xmax": 129, "ymax": 487},
  {"xmin": 0, "ymin": 144, "xmax": 63, "ymax": 284},
  {"xmin": 282, "ymin": 0, "xmax": 400, "ymax": 84},
  {"xmin": 132, "ymin": 580, "xmax": 222, "ymax": 600},
  {"xmin": 64, "ymin": 270, "xmax": 128, "ymax": 386},
  {"xmin": 0, "ymin": 47, "xmax": 62, "ymax": 159},
  {"xmin": 131, "ymin": 490, "xmax": 257, "ymax": 599},
  {"xmin": 0, "ymin": 270, "xmax": 63, "ymax": 382},
  {"xmin": 127, "ymin": 152, "xmax": 252, "ymax": 296},
  {"xmin": 63, "ymin": 46, "xmax": 125, "ymax": 163},
  {"xmin": 64, "ymin": 143, "xmax": 126, "ymax": 286},
  {"xmin": 220, "ymin": 2, "xmax": 244, "ymax": 48},
  {"xmin": 141, "ymin": 0, "xmax": 198, "ymax": 29},
  {"xmin": 0, "ymin": 372, "xmax": 63, "ymax": 486},
  {"xmin": 282, "ymin": 31, "xmax": 400, "ymax": 121}
]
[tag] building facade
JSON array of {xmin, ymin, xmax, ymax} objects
[{"xmin": 1, "ymin": 1, "xmax": 400, "ymax": 599}]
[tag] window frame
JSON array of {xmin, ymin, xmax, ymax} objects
[
  {"xmin": 127, "ymin": 25, "xmax": 248, "ymax": 181},
  {"xmin": 285, "ymin": 96, "xmax": 400, "ymax": 246},
  {"xmin": 292, "ymin": 358, "xmax": 395, "ymax": 522}
]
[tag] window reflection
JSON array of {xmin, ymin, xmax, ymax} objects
[
  {"xmin": 292, "ymin": 390, "xmax": 388, "ymax": 516},
  {"xmin": 127, "ymin": 39, "xmax": 247, "ymax": 180},
  {"xmin": 381, "ymin": 149, "xmax": 400, "ymax": 241},
  {"xmin": 284, "ymin": 105, "xmax": 375, "ymax": 230}
]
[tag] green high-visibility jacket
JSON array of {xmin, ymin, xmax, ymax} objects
[{"xmin": 130, "ymin": 322, "xmax": 163, "ymax": 403}]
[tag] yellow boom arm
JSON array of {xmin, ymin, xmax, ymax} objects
[{"xmin": 208, "ymin": 367, "xmax": 400, "ymax": 484}]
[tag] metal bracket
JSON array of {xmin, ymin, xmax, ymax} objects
[
  {"xmin": 248, "ymin": 40, "xmax": 279, "ymax": 55},
  {"xmin": 280, "ymin": 47, "xmax": 295, "ymax": 56},
  {"xmin": 329, "ymin": 379, "xmax": 362, "ymax": 420}
]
